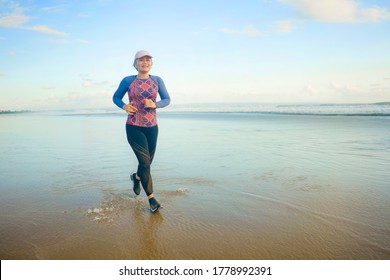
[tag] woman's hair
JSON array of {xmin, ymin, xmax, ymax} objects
[{"xmin": 133, "ymin": 59, "xmax": 138, "ymax": 70}]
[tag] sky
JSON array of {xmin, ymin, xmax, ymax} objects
[{"xmin": 1, "ymin": 0, "xmax": 390, "ymax": 110}]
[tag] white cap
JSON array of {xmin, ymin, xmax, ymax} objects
[{"xmin": 134, "ymin": 50, "xmax": 152, "ymax": 59}]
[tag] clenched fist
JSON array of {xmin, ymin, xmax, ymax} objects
[{"xmin": 122, "ymin": 104, "xmax": 138, "ymax": 114}]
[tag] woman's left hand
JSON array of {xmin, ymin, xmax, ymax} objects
[{"xmin": 143, "ymin": 99, "xmax": 156, "ymax": 109}]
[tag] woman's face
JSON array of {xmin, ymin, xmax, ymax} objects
[{"xmin": 136, "ymin": 56, "xmax": 152, "ymax": 72}]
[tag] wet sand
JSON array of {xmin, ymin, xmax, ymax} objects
[{"xmin": 1, "ymin": 112, "xmax": 389, "ymax": 259}]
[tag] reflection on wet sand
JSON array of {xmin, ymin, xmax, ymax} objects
[{"xmin": 131, "ymin": 210, "xmax": 164, "ymax": 259}]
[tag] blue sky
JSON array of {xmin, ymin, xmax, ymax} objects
[{"xmin": 1, "ymin": 0, "xmax": 390, "ymax": 110}]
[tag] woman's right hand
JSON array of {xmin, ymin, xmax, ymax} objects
[{"xmin": 123, "ymin": 104, "xmax": 138, "ymax": 114}]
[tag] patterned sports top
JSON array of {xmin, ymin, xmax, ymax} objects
[
  {"xmin": 112, "ymin": 75, "xmax": 171, "ymax": 127},
  {"xmin": 127, "ymin": 78, "xmax": 158, "ymax": 127}
]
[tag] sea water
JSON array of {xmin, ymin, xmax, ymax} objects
[{"xmin": 0, "ymin": 103, "xmax": 389, "ymax": 259}]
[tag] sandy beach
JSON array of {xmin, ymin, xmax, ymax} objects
[{"xmin": 1, "ymin": 108, "xmax": 389, "ymax": 259}]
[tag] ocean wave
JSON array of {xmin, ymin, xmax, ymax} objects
[
  {"xmin": 162, "ymin": 103, "xmax": 390, "ymax": 116},
  {"xmin": 28, "ymin": 103, "xmax": 390, "ymax": 117}
]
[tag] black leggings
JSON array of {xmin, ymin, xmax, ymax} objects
[{"xmin": 126, "ymin": 124, "xmax": 158, "ymax": 196}]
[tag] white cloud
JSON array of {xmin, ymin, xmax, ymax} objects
[
  {"xmin": 76, "ymin": 39, "xmax": 89, "ymax": 44},
  {"xmin": 44, "ymin": 89, "xmax": 113, "ymax": 109},
  {"xmin": 275, "ymin": 20, "xmax": 296, "ymax": 33},
  {"xmin": 41, "ymin": 5, "xmax": 67, "ymax": 13},
  {"xmin": 221, "ymin": 21, "xmax": 297, "ymax": 37},
  {"xmin": 303, "ymin": 85, "xmax": 319, "ymax": 95},
  {"xmin": 47, "ymin": 38, "xmax": 71, "ymax": 44},
  {"xmin": 82, "ymin": 78, "xmax": 108, "ymax": 88},
  {"xmin": 0, "ymin": 10, "xmax": 30, "ymax": 27},
  {"xmin": 23, "ymin": 25, "xmax": 66, "ymax": 36},
  {"xmin": 221, "ymin": 1, "xmax": 390, "ymax": 38},
  {"xmin": 221, "ymin": 25, "xmax": 264, "ymax": 37},
  {"xmin": 281, "ymin": 0, "xmax": 357, "ymax": 22},
  {"xmin": 329, "ymin": 81, "xmax": 361, "ymax": 94},
  {"xmin": 360, "ymin": 6, "xmax": 390, "ymax": 22},
  {"xmin": 8, "ymin": 51, "xmax": 16, "ymax": 57},
  {"xmin": 48, "ymin": 38, "xmax": 88, "ymax": 44},
  {"xmin": 82, "ymin": 80, "xmax": 95, "ymax": 87},
  {"xmin": 77, "ymin": 13, "xmax": 90, "ymax": 18},
  {"xmin": 42, "ymin": 86, "xmax": 56, "ymax": 90},
  {"xmin": 279, "ymin": 0, "xmax": 390, "ymax": 23},
  {"xmin": 0, "ymin": 6, "xmax": 66, "ymax": 35}
]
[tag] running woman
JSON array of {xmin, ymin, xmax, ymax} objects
[{"xmin": 112, "ymin": 50, "xmax": 171, "ymax": 212}]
